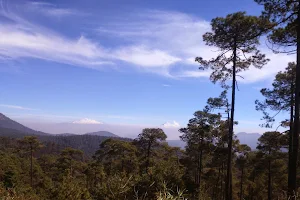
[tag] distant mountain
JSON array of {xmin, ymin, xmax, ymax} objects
[
  {"xmin": 236, "ymin": 132, "xmax": 261, "ymax": 150},
  {"xmin": 0, "ymin": 113, "xmax": 127, "ymax": 157},
  {"xmin": 167, "ymin": 140, "xmax": 186, "ymax": 149},
  {"xmin": 85, "ymin": 131, "xmax": 119, "ymax": 137},
  {"xmin": 56, "ymin": 133, "xmax": 76, "ymax": 136},
  {"xmin": 0, "ymin": 113, "xmax": 48, "ymax": 135},
  {"xmin": 0, "ymin": 127, "xmax": 129, "ymax": 157},
  {"xmin": 165, "ymin": 132, "xmax": 261, "ymax": 150}
]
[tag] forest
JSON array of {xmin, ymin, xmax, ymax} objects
[{"xmin": 2, "ymin": 0, "xmax": 300, "ymax": 199}]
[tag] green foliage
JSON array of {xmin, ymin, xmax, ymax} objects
[
  {"xmin": 51, "ymin": 173, "xmax": 90, "ymax": 200},
  {"xmin": 196, "ymin": 12, "xmax": 269, "ymax": 87},
  {"xmin": 0, "ymin": 121, "xmax": 295, "ymax": 200},
  {"xmin": 255, "ymin": 0, "xmax": 297, "ymax": 53},
  {"xmin": 94, "ymin": 138, "xmax": 139, "ymax": 175},
  {"xmin": 255, "ymin": 62, "xmax": 296, "ymax": 128}
]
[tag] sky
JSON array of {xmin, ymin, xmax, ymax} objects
[{"xmin": 0, "ymin": 0, "xmax": 295, "ymax": 138}]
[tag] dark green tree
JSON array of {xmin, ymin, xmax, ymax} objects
[
  {"xmin": 180, "ymin": 110, "xmax": 221, "ymax": 198},
  {"xmin": 235, "ymin": 144, "xmax": 251, "ymax": 200},
  {"xmin": 19, "ymin": 136, "xmax": 43, "ymax": 188},
  {"xmin": 255, "ymin": 62, "xmax": 296, "ymax": 196},
  {"xmin": 257, "ymin": 131, "xmax": 285, "ymax": 200},
  {"xmin": 133, "ymin": 128, "xmax": 167, "ymax": 172},
  {"xmin": 255, "ymin": 62, "xmax": 296, "ymax": 128},
  {"xmin": 57, "ymin": 147, "xmax": 84, "ymax": 178},
  {"xmin": 254, "ymin": 0, "xmax": 300, "ymax": 195},
  {"xmin": 94, "ymin": 138, "xmax": 138, "ymax": 175},
  {"xmin": 196, "ymin": 12, "xmax": 269, "ymax": 200}
]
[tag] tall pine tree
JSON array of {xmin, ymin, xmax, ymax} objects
[{"xmin": 196, "ymin": 12, "xmax": 269, "ymax": 200}]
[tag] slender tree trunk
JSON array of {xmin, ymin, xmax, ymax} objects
[
  {"xmin": 250, "ymin": 170, "xmax": 256, "ymax": 200},
  {"xmin": 198, "ymin": 139, "xmax": 203, "ymax": 199},
  {"xmin": 30, "ymin": 145, "xmax": 33, "ymax": 188},
  {"xmin": 288, "ymin": 79, "xmax": 295, "ymax": 197},
  {"xmin": 239, "ymin": 166, "xmax": 244, "ymax": 200},
  {"xmin": 215, "ymin": 166, "xmax": 221, "ymax": 200},
  {"xmin": 268, "ymin": 160, "xmax": 272, "ymax": 200},
  {"xmin": 146, "ymin": 141, "xmax": 151, "ymax": 171},
  {"xmin": 290, "ymin": 2, "xmax": 300, "ymax": 195},
  {"xmin": 221, "ymin": 162, "xmax": 224, "ymax": 200},
  {"xmin": 70, "ymin": 159, "xmax": 73, "ymax": 177},
  {"xmin": 226, "ymin": 37, "xmax": 237, "ymax": 200},
  {"xmin": 199, "ymin": 140, "xmax": 203, "ymax": 187}
]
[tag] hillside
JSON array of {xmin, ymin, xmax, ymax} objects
[
  {"xmin": 0, "ymin": 126, "xmax": 129, "ymax": 157},
  {"xmin": 0, "ymin": 113, "xmax": 129, "ymax": 157},
  {"xmin": 85, "ymin": 130, "xmax": 119, "ymax": 137},
  {"xmin": 0, "ymin": 113, "xmax": 48, "ymax": 135}
]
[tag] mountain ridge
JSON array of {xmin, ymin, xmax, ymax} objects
[
  {"xmin": 0, "ymin": 113, "xmax": 49, "ymax": 135},
  {"xmin": 85, "ymin": 131, "xmax": 119, "ymax": 137}
]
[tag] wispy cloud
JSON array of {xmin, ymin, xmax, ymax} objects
[
  {"xmin": 0, "ymin": 104, "xmax": 35, "ymax": 110},
  {"xmin": 162, "ymin": 84, "xmax": 171, "ymax": 87},
  {"xmin": 113, "ymin": 45, "xmax": 181, "ymax": 68},
  {"xmin": 0, "ymin": 2, "xmax": 294, "ymax": 82},
  {"xmin": 0, "ymin": 24, "xmax": 113, "ymax": 68},
  {"xmin": 97, "ymin": 10, "xmax": 212, "ymax": 75},
  {"xmin": 26, "ymin": 1, "xmax": 79, "ymax": 17},
  {"xmin": 179, "ymin": 70, "xmax": 211, "ymax": 78},
  {"xmin": 98, "ymin": 10, "xmax": 294, "ymax": 82},
  {"xmin": 239, "ymin": 52, "xmax": 295, "ymax": 83}
]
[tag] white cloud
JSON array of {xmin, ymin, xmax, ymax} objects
[
  {"xmin": 239, "ymin": 51, "xmax": 295, "ymax": 83},
  {"xmin": 163, "ymin": 121, "xmax": 180, "ymax": 128},
  {"xmin": 162, "ymin": 84, "xmax": 171, "ymax": 87},
  {"xmin": 113, "ymin": 45, "xmax": 181, "ymax": 68},
  {"xmin": 0, "ymin": 24, "xmax": 113, "ymax": 68},
  {"xmin": 0, "ymin": 104, "xmax": 35, "ymax": 110},
  {"xmin": 72, "ymin": 118, "xmax": 103, "ymax": 124},
  {"xmin": 97, "ymin": 10, "xmax": 295, "ymax": 82},
  {"xmin": 179, "ymin": 70, "xmax": 211, "ymax": 78},
  {"xmin": 97, "ymin": 10, "xmax": 210, "ymax": 58},
  {"xmin": 96, "ymin": 10, "xmax": 214, "ymax": 76}
]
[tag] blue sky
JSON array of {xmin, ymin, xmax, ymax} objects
[{"xmin": 0, "ymin": 0, "xmax": 295, "ymax": 135}]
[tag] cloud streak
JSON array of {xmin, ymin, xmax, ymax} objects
[
  {"xmin": 0, "ymin": 24, "xmax": 113, "ymax": 68},
  {"xmin": 0, "ymin": 104, "xmax": 35, "ymax": 110},
  {"xmin": 26, "ymin": 1, "xmax": 79, "ymax": 17}
]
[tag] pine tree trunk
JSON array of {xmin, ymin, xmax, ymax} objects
[
  {"xmin": 288, "ymin": 78, "xmax": 295, "ymax": 196},
  {"xmin": 290, "ymin": 1, "xmax": 300, "ymax": 195},
  {"xmin": 70, "ymin": 159, "xmax": 73, "ymax": 177},
  {"xmin": 216, "ymin": 166, "xmax": 221, "ymax": 200},
  {"xmin": 226, "ymin": 37, "xmax": 237, "ymax": 200},
  {"xmin": 30, "ymin": 145, "xmax": 33, "ymax": 188},
  {"xmin": 198, "ymin": 139, "xmax": 203, "ymax": 199},
  {"xmin": 239, "ymin": 166, "xmax": 244, "ymax": 200},
  {"xmin": 221, "ymin": 162, "xmax": 224, "ymax": 200},
  {"xmin": 250, "ymin": 170, "xmax": 256, "ymax": 200},
  {"xmin": 268, "ymin": 160, "xmax": 272, "ymax": 200},
  {"xmin": 146, "ymin": 141, "xmax": 151, "ymax": 171},
  {"xmin": 199, "ymin": 141, "xmax": 203, "ymax": 187}
]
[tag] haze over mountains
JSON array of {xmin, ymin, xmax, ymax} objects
[{"xmin": 0, "ymin": 113, "xmax": 262, "ymax": 150}]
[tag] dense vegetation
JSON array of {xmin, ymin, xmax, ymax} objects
[
  {"xmin": 0, "ymin": 118, "xmax": 292, "ymax": 200},
  {"xmin": 0, "ymin": 127, "xmax": 129, "ymax": 158}
]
